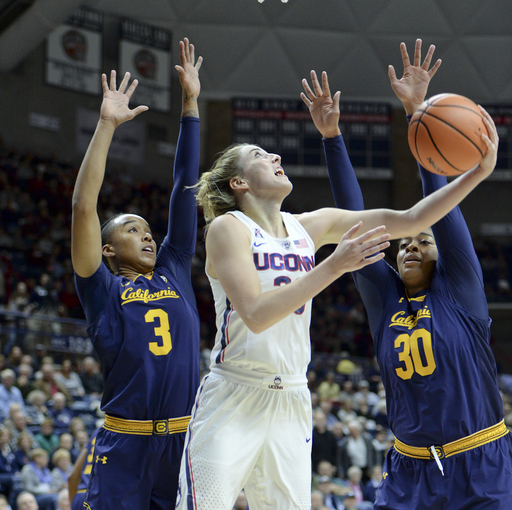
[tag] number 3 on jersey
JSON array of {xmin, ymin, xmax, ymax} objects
[
  {"xmin": 394, "ymin": 328, "xmax": 436, "ymax": 380},
  {"xmin": 145, "ymin": 309, "xmax": 172, "ymax": 356},
  {"xmin": 274, "ymin": 276, "xmax": 305, "ymax": 315}
]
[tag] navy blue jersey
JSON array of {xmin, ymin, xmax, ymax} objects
[
  {"xmin": 75, "ymin": 118, "xmax": 200, "ymax": 421},
  {"xmin": 324, "ymin": 135, "xmax": 504, "ymax": 446}
]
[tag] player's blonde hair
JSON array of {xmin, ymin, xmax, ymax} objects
[{"xmin": 194, "ymin": 143, "xmax": 249, "ymax": 227}]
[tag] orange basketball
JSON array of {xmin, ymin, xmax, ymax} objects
[{"xmin": 408, "ymin": 93, "xmax": 488, "ymax": 176}]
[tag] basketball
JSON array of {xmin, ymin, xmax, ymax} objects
[{"xmin": 408, "ymin": 93, "xmax": 488, "ymax": 176}]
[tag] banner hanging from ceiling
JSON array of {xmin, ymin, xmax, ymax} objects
[
  {"xmin": 45, "ymin": 6, "xmax": 103, "ymax": 95},
  {"xmin": 119, "ymin": 19, "xmax": 172, "ymax": 112}
]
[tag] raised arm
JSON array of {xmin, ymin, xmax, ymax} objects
[
  {"xmin": 71, "ymin": 72, "xmax": 148, "ymax": 277},
  {"xmin": 206, "ymin": 215, "xmax": 389, "ymax": 334},
  {"xmin": 165, "ymin": 38, "xmax": 202, "ymax": 253},
  {"xmin": 301, "ymin": 70, "xmax": 364, "ymax": 211},
  {"xmin": 390, "ymin": 40, "xmax": 489, "ymax": 316},
  {"xmin": 298, "ymin": 128, "xmax": 497, "ymax": 250},
  {"xmin": 300, "ymin": 45, "xmax": 497, "ymax": 249}
]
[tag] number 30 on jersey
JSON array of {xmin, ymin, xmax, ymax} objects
[{"xmin": 394, "ymin": 328, "xmax": 436, "ymax": 380}]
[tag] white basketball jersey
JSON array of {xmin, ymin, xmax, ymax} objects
[{"xmin": 207, "ymin": 210, "xmax": 316, "ymax": 376}]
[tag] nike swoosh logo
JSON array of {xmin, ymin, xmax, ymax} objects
[
  {"xmin": 306, "ymin": 438, "xmax": 311, "ymax": 443},
  {"xmin": 254, "ymin": 242, "xmax": 266, "ymax": 247}
]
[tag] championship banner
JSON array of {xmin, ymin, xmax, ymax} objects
[
  {"xmin": 76, "ymin": 108, "xmax": 145, "ymax": 165},
  {"xmin": 119, "ymin": 19, "xmax": 171, "ymax": 112},
  {"xmin": 45, "ymin": 6, "xmax": 103, "ymax": 95}
]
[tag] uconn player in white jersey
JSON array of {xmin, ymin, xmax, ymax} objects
[{"xmin": 176, "ymin": 135, "xmax": 496, "ymax": 509}]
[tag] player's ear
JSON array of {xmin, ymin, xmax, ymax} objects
[
  {"xmin": 229, "ymin": 176, "xmax": 248, "ymax": 191},
  {"xmin": 102, "ymin": 244, "xmax": 115, "ymax": 259}
]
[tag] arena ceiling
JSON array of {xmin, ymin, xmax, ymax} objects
[{"xmin": 0, "ymin": 0, "xmax": 511, "ymax": 105}]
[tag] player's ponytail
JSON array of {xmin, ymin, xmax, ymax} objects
[{"xmin": 193, "ymin": 143, "xmax": 248, "ymax": 228}]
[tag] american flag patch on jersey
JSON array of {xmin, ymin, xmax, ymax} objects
[{"xmin": 294, "ymin": 238, "xmax": 308, "ymax": 248}]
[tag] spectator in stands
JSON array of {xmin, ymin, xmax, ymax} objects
[
  {"xmin": 337, "ymin": 420, "xmax": 375, "ymax": 479},
  {"xmin": 14, "ymin": 432, "xmax": 35, "ymax": 472},
  {"xmin": 29, "ymin": 274, "xmax": 60, "ymax": 319},
  {"xmin": 311, "ymin": 490, "xmax": 325, "ymax": 510},
  {"xmin": 48, "ymin": 434, "xmax": 78, "ymax": 469},
  {"xmin": 5, "ymin": 282, "xmax": 32, "ymax": 352},
  {"xmin": 336, "ymin": 397, "xmax": 357, "ymax": 424},
  {"xmin": 32, "ymin": 346, "xmax": 48, "ymax": 374},
  {"xmin": 340, "ymin": 491, "xmax": 358, "ymax": 510},
  {"xmin": 353, "ymin": 380, "xmax": 379, "ymax": 411},
  {"xmin": 20, "ymin": 355, "xmax": 34, "ymax": 371},
  {"xmin": 371, "ymin": 397, "xmax": 389, "ymax": 430},
  {"xmin": 316, "ymin": 476, "xmax": 344, "ymax": 510},
  {"xmin": 77, "ymin": 357, "xmax": 103, "ymax": 397},
  {"xmin": 337, "ymin": 380, "xmax": 356, "ymax": 407},
  {"xmin": 362, "ymin": 464, "xmax": 383, "ymax": 504},
  {"xmin": 56, "ymin": 488, "xmax": 69, "ymax": 510},
  {"xmin": 6, "ymin": 411, "xmax": 35, "ymax": 452},
  {"xmin": 49, "ymin": 449, "xmax": 71, "ymax": 493},
  {"xmin": 2, "ymin": 403, "xmax": 21, "ymax": 431},
  {"xmin": 371, "ymin": 427, "xmax": 391, "ymax": 467},
  {"xmin": 0, "ymin": 494, "xmax": 8, "ymax": 510},
  {"xmin": 318, "ymin": 400, "xmax": 339, "ymax": 431},
  {"xmin": 344, "ymin": 466, "xmax": 372, "ymax": 509},
  {"xmin": 72, "ymin": 430, "xmax": 88, "ymax": 454},
  {"xmin": 53, "ymin": 361, "xmax": 84, "ymax": 399},
  {"xmin": 47, "ymin": 394, "xmax": 73, "ymax": 431},
  {"xmin": 15, "ymin": 364, "xmax": 36, "ymax": 401},
  {"xmin": 317, "ymin": 371, "xmax": 341, "ymax": 403},
  {"xmin": 33, "ymin": 419, "xmax": 58, "ymax": 454},
  {"xmin": 312, "ymin": 410, "xmax": 338, "ymax": 473},
  {"xmin": 19, "ymin": 448, "xmax": 57, "ymax": 510},
  {"xmin": 0, "ymin": 426, "xmax": 17, "ymax": 504},
  {"xmin": 25, "ymin": 391, "xmax": 49, "ymax": 426},
  {"xmin": 16, "ymin": 491, "xmax": 39, "ymax": 510},
  {"xmin": 312, "ymin": 460, "xmax": 349, "ymax": 495},
  {"xmin": 0, "ymin": 369, "xmax": 25, "ymax": 422},
  {"xmin": 34, "ymin": 365, "xmax": 69, "ymax": 402},
  {"xmin": 6, "ymin": 347, "xmax": 22, "ymax": 374}
]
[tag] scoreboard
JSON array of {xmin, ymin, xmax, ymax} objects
[{"xmin": 232, "ymin": 98, "xmax": 393, "ymax": 178}]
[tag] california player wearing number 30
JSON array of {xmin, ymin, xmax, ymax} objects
[
  {"xmin": 302, "ymin": 39, "xmax": 512, "ymax": 509},
  {"xmin": 71, "ymin": 38, "xmax": 202, "ymax": 510}
]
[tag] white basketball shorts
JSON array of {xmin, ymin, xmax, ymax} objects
[{"xmin": 176, "ymin": 365, "xmax": 313, "ymax": 510}]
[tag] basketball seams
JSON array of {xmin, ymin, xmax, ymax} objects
[
  {"xmin": 408, "ymin": 93, "xmax": 488, "ymax": 176},
  {"xmin": 410, "ymin": 111, "xmax": 485, "ymax": 172}
]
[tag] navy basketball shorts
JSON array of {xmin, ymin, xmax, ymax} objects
[
  {"xmin": 83, "ymin": 427, "xmax": 186, "ymax": 510},
  {"xmin": 71, "ymin": 491, "xmax": 86, "ymax": 510},
  {"xmin": 375, "ymin": 433, "xmax": 512, "ymax": 509}
]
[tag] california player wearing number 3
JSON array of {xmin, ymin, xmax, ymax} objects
[
  {"xmin": 71, "ymin": 38, "xmax": 202, "ymax": 509},
  {"xmin": 302, "ymin": 39, "xmax": 512, "ymax": 509}
]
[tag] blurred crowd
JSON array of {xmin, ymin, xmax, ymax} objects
[
  {"xmin": 0, "ymin": 346, "xmax": 103, "ymax": 509},
  {"xmin": 0, "ymin": 145, "xmax": 512, "ymax": 509}
]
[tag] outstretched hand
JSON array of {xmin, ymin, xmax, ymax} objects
[
  {"xmin": 175, "ymin": 37, "xmax": 203, "ymax": 101},
  {"xmin": 100, "ymin": 71, "xmax": 148, "ymax": 128},
  {"xmin": 388, "ymin": 39, "xmax": 442, "ymax": 115},
  {"xmin": 301, "ymin": 71, "xmax": 341, "ymax": 139},
  {"xmin": 330, "ymin": 223, "xmax": 390, "ymax": 273}
]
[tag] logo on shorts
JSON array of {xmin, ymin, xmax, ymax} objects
[
  {"xmin": 95, "ymin": 455, "xmax": 108, "ymax": 464},
  {"xmin": 268, "ymin": 375, "xmax": 283, "ymax": 390}
]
